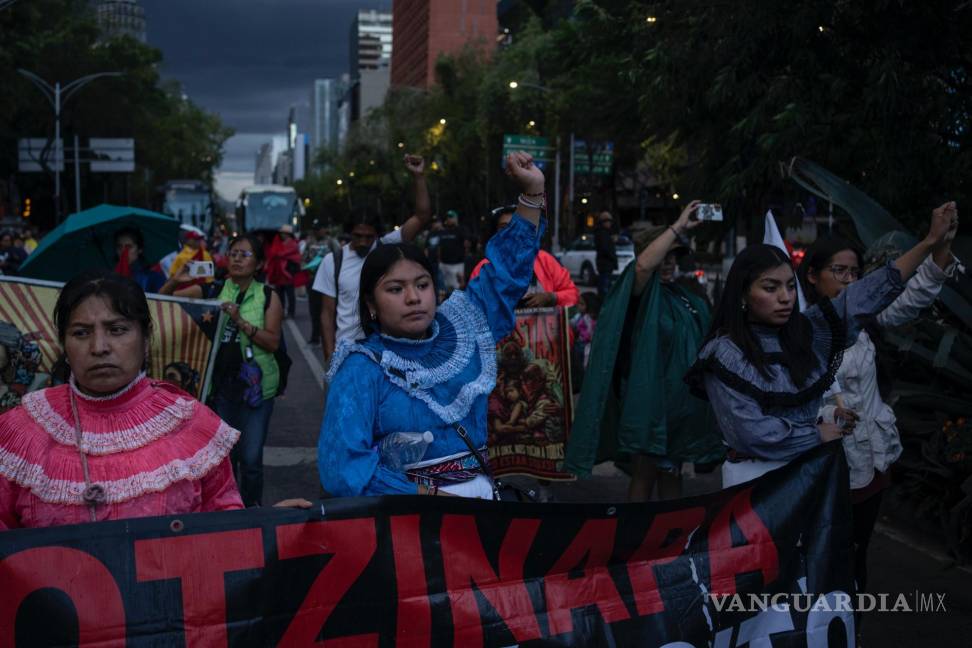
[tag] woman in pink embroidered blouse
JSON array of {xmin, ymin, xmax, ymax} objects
[{"xmin": 0, "ymin": 271, "xmax": 243, "ymax": 530}]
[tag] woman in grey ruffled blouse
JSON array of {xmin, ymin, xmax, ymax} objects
[{"xmin": 686, "ymin": 206, "xmax": 956, "ymax": 489}]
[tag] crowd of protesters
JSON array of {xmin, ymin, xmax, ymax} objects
[
  {"xmin": 0, "ymin": 146, "xmax": 962, "ymax": 639},
  {"xmin": 0, "ymin": 227, "xmax": 38, "ymax": 276}
]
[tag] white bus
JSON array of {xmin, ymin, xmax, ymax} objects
[
  {"xmin": 236, "ymin": 185, "xmax": 304, "ymax": 234},
  {"xmin": 160, "ymin": 180, "xmax": 215, "ymax": 234}
]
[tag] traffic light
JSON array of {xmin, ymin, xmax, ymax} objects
[{"xmin": 22, "ymin": 197, "xmax": 31, "ymax": 219}]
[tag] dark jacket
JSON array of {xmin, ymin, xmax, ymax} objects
[{"xmin": 594, "ymin": 227, "xmax": 616, "ymax": 271}]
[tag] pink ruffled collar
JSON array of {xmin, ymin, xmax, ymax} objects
[
  {"xmin": 0, "ymin": 382, "xmax": 241, "ymax": 504},
  {"xmin": 21, "ymin": 378, "xmax": 196, "ymax": 455}
]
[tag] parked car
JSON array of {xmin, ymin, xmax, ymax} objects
[{"xmin": 556, "ymin": 234, "xmax": 636, "ymax": 285}]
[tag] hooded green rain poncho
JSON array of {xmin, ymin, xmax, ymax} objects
[{"xmin": 565, "ymin": 264, "xmax": 725, "ymax": 476}]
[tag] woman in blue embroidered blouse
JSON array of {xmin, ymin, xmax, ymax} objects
[
  {"xmin": 685, "ymin": 207, "xmax": 955, "ymax": 488},
  {"xmin": 318, "ymin": 152, "xmax": 545, "ymax": 498}
]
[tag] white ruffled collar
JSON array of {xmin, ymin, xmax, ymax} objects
[{"xmin": 69, "ymin": 372, "xmax": 147, "ymax": 403}]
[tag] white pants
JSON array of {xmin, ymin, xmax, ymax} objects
[
  {"xmin": 440, "ymin": 474, "xmax": 494, "ymax": 499},
  {"xmin": 722, "ymin": 458, "xmax": 789, "ymax": 488}
]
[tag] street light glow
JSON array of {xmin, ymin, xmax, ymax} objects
[
  {"xmin": 397, "ymin": 142, "xmax": 404, "ymax": 148},
  {"xmin": 349, "ymin": 171, "xmax": 355, "ymax": 177},
  {"xmin": 646, "ymin": 16, "xmax": 657, "ymax": 23},
  {"xmin": 509, "ymin": 81, "xmax": 518, "ymax": 89},
  {"xmin": 672, "ymin": 192, "xmax": 680, "ymax": 200},
  {"xmin": 439, "ymin": 118, "xmax": 447, "ymax": 125},
  {"xmin": 336, "ymin": 179, "xmax": 343, "ymax": 186},
  {"xmin": 581, "ymin": 198, "xmax": 589, "ymax": 205},
  {"xmin": 528, "ymin": 120, "xmax": 536, "ymax": 127}
]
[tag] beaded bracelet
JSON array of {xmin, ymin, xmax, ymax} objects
[
  {"xmin": 669, "ymin": 226, "xmax": 690, "ymax": 248},
  {"xmin": 518, "ymin": 194, "xmax": 545, "ymax": 209}
]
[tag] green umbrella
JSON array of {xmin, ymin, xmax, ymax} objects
[{"xmin": 19, "ymin": 204, "xmax": 180, "ymax": 282}]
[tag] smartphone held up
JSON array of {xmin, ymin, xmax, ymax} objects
[
  {"xmin": 694, "ymin": 203, "xmax": 724, "ymax": 222},
  {"xmin": 187, "ymin": 261, "xmax": 215, "ymax": 278}
]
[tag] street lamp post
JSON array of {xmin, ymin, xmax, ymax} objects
[{"xmin": 17, "ymin": 69, "xmax": 122, "ymax": 221}]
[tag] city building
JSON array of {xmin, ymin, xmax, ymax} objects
[
  {"xmin": 337, "ymin": 73, "xmax": 352, "ymax": 148},
  {"xmin": 254, "ymin": 136, "xmax": 288, "ymax": 186},
  {"xmin": 95, "ymin": 0, "xmax": 147, "ymax": 43},
  {"xmin": 273, "ymin": 150, "xmax": 294, "ymax": 186},
  {"xmin": 254, "ymin": 143, "xmax": 274, "ymax": 186},
  {"xmin": 311, "ymin": 79, "xmax": 341, "ymax": 168},
  {"xmin": 292, "ymin": 133, "xmax": 308, "ymax": 183},
  {"xmin": 391, "ymin": 0, "xmax": 498, "ymax": 88},
  {"xmin": 350, "ymin": 9, "xmax": 393, "ymax": 122},
  {"xmin": 310, "ymin": 76, "xmax": 355, "ymax": 164}
]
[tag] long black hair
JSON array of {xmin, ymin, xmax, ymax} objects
[
  {"xmin": 797, "ymin": 236, "xmax": 862, "ymax": 306},
  {"xmin": 705, "ymin": 244, "xmax": 818, "ymax": 387},
  {"xmin": 357, "ymin": 242, "xmax": 437, "ymax": 335}
]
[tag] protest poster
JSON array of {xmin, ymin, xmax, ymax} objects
[
  {"xmin": 487, "ymin": 306, "xmax": 575, "ymax": 480},
  {"xmin": 0, "ymin": 443, "xmax": 855, "ymax": 647},
  {"xmin": 0, "ymin": 276, "xmax": 223, "ymax": 405}
]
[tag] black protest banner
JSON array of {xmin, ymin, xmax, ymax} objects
[{"xmin": 0, "ymin": 443, "xmax": 855, "ymax": 647}]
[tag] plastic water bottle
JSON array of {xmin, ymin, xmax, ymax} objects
[{"xmin": 378, "ymin": 431, "xmax": 434, "ymax": 470}]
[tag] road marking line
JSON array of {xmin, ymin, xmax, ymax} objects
[{"xmin": 285, "ymin": 317, "xmax": 325, "ymax": 391}]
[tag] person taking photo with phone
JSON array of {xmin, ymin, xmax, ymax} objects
[
  {"xmin": 160, "ymin": 233, "xmax": 282, "ymax": 507},
  {"xmin": 567, "ymin": 200, "xmax": 724, "ymax": 501}
]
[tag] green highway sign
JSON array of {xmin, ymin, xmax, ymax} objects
[
  {"xmin": 502, "ymin": 134, "xmax": 554, "ymax": 167},
  {"xmin": 573, "ymin": 139, "xmax": 614, "ymax": 175}
]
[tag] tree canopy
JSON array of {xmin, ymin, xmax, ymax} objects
[
  {"xmin": 304, "ymin": 0, "xmax": 972, "ymax": 242},
  {"xmin": 0, "ymin": 0, "xmax": 232, "ymax": 226}
]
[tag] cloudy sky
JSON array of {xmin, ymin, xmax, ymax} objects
[{"xmin": 141, "ymin": 0, "xmax": 391, "ymax": 199}]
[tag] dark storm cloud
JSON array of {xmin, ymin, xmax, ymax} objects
[{"xmin": 141, "ymin": 0, "xmax": 391, "ymax": 133}]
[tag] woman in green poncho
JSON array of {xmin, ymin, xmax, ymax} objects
[{"xmin": 565, "ymin": 200, "xmax": 725, "ymax": 501}]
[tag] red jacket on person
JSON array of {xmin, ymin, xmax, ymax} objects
[
  {"xmin": 470, "ymin": 249, "xmax": 579, "ymax": 307},
  {"xmin": 265, "ymin": 235, "xmax": 302, "ymax": 287}
]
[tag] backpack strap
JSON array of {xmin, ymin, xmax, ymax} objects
[
  {"xmin": 262, "ymin": 284, "xmax": 273, "ymax": 311},
  {"xmin": 332, "ymin": 246, "xmax": 344, "ymax": 310}
]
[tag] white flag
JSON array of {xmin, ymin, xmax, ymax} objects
[
  {"xmin": 762, "ymin": 211, "xmax": 842, "ymax": 396},
  {"xmin": 763, "ymin": 210, "xmax": 807, "ymax": 312}
]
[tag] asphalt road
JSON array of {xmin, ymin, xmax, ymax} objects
[{"xmin": 264, "ymin": 293, "xmax": 972, "ymax": 646}]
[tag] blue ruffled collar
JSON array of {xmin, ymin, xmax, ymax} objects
[
  {"xmin": 378, "ymin": 319, "xmax": 441, "ymax": 349},
  {"xmin": 325, "ymin": 290, "xmax": 497, "ymax": 424}
]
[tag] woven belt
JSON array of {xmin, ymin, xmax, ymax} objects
[{"xmin": 405, "ymin": 450, "xmax": 486, "ymax": 488}]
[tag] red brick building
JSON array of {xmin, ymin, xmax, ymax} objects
[{"xmin": 391, "ymin": 0, "xmax": 498, "ymax": 88}]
